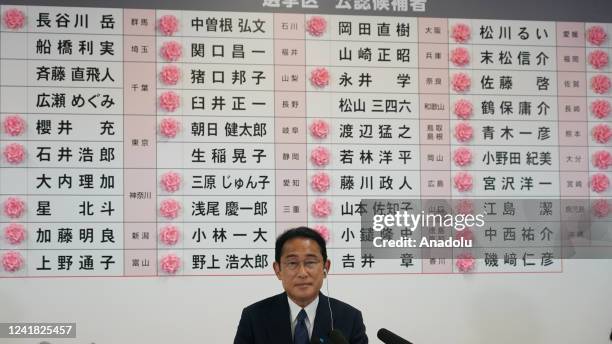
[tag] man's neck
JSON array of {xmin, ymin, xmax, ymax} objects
[{"xmin": 288, "ymin": 294, "xmax": 318, "ymax": 308}]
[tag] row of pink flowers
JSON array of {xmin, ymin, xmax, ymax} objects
[{"xmin": 452, "ymin": 34, "xmax": 474, "ymax": 213}]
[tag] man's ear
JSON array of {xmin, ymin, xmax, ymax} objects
[
  {"xmin": 324, "ymin": 260, "xmax": 331, "ymax": 276},
  {"xmin": 273, "ymin": 261, "xmax": 282, "ymax": 280}
]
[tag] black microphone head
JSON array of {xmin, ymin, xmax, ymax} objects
[
  {"xmin": 377, "ymin": 328, "xmax": 412, "ymax": 344},
  {"xmin": 310, "ymin": 334, "xmax": 321, "ymax": 344},
  {"xmin": 328, "ymin": 329, "xmax": 349, "ymax": 344}
]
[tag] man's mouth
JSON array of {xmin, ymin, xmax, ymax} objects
[{"xmin": 295, "ymin": 283, "xmax": 312, "ymax": 287}]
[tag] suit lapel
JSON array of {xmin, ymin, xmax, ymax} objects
[
  {"xmin": 268, "ymin": 292, "xmax": 292, "ymax": 344},
  {"xmin": 312, "ymin": 292, "xmax": 332, "ymax": 342}
]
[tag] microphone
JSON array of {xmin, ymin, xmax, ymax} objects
[
  {"xmin": 329, "ymin": 329, "xmax": 349, "ymax": 344},
  {"xmin": 377, "ymin": 328, "xmax": 413, "ymax": 344}
]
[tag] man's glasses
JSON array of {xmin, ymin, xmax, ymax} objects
[{"xmin": 282, "ymin": 260, "xmax": 322, "ymax": 271}]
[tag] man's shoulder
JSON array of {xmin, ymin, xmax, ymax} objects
[
  {"xmin": 325, "ymin": 294, "xmax": 363, "ymax": 317},
  {"xmin": 243, "ymin": 292, "xmax": 286, "ymax": 313}
]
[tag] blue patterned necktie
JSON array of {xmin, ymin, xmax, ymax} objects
[{"xmin": 294, "ymin": 309, "xmax": 309, "ymax": 344}]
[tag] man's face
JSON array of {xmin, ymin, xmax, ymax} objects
[{"xmin": 273, "ymin": 237, "xmax": 330, "ymax": 307}]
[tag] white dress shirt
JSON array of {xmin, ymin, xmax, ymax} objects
[{"xmin": 288, "ymin": 295, "xmax": 319, "ymax": 340}]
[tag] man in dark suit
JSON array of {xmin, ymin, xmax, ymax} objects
[{"xmin": 234, "ymin": 227, "xmax": 368, "ymax": 344}]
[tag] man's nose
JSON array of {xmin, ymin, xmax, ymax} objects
[{"xmin": 297, "ymin": 262, "xmax": 309, "ymax": 276}]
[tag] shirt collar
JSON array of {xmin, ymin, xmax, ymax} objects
[{"xmin": 288, "ymin": 294, "xmax": 319, "ymax": 324}]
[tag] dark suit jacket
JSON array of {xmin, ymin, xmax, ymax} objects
[{"xmin": 234, "ymin": 292, "xmax": 368, "ymax": 344}]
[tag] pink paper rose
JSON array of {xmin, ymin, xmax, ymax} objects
[
  {"xmin": 589, "ymin": 50, "xmax": 609, "ymax": 69},
  {"xmin": 591, "ymin": 99, "xmax": 611, "ymax": 119},
  {"xmin": 159, "ymin": 117, "xmax": 181, "ymax": 138},
  {"xmin": 159, "ymin": 65, "xmax": 180, "ymax": 86},
  {"xmin": 450, "ymin": 47, "xmax": 470, "ymax": 67},
  {"xmin": 453, "ymin": 147, "xmax": 473, "ymax": 167},
  {"xmin": 159, "ymin": 91, "xmax": 180, "ymax": 112},
  {"xmin": 158, "ymin": 15, "xmax": 179, "ymax": 36},
  {"xmin": 593, "ymin": 150, "xmax": 612, "ymax": 170},
  {"xmin": 587, "ymin": 25, "xmax": 608, "ymax": 46},
  {"xmin": 310, "ymin": 146, "xmax": 331, "ymax": 167},
  {"xmin": 455, "ymin": 252, "xmax": 475, "ymax": 273},
  {"xmin": 454, "ymin": 122, "xmax": 473, "ymax": 142},
  {"xmin": 591, "ymin": 74, "xmax": 611, "ymax": 94},
  {"xmin": 313, "ymin": 224, "xmax": 330, "ymax": 242},
  {"xmin": 3, "ymin": 115, "xmax": 26, "ymax": 136},
  {"xmin": 159, "ymin": 199, "xmax": 181, "ymax": 219},
  {"xmin": 3, "ymin": 143, "xmax": 25, "ymax": 164},
  {"xmin": 160, "ymin": 41, "xmax": 182, "ymax": 62},
  {"xmin": 2, "ymin": 251, "xmax": 24, "ymax": 272},
  {"xmin": 455, "ymin": 199, "xmax": 474, "ymax": 215},
  {"xmin": 592, "ymin": 124, "xmax": 612, "ymax": 144},
  {"xmin": 592, "ymin": 199, "xmax": 610, "ymax": 218},
  {"xmin": 4, "ymin": 223, "xmax": 26, "ymax": 245},
  {"xmin": 310, "ymin": 68, "xmax": 330, "ymax": 88},
  {"xmin": 160, "ymin": 254, "xmax": 180, "ymax": 274},
  {"xmin": 160, "ymin": 171, "xmax": 181, "ymax": 192},
  {"xmin": 454, "ymin": 172, "xmax": 473, "ymax": 192},
  {"xmin": 451, "ymin": 23, "xmax": 471, "ymax": 43},
  {"xmin": 3, "ymin": 8, "xmax": 25, "ymax": 30},
  {"xmin": 311, "ymin": 172, "xmax": 331, "ymax": 192},
  {"xmin": 451, "ymin": 73, "xmax": 471, "ymax": 93},
  {"xmin": 454, "ymin": 99, "xmax": 473, "ymax": 119},
  {"xmin": 455, "ymin": 227, "xmax": 474, "ymax": 242},
  {"xmin": 306, "ymin": 16, "xmax": 327, "ymax": 37},
  {"xmin": 159, "ymin": 225, "xmax": 180, "ymax": 246},
  {"xmin": 311, "ymin": 198, "xmax": 332, "ymax": 218},
  {"xmin": 309, "ymin": 119, "xmax": 330, "ymax": 139},
  {"xmin": 591, "ymin": 173, "xmax": 610, "ymax": 193},
  {"xmin": 3, "ymin": 197, "xmax": 25, "ymax": 219}
]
